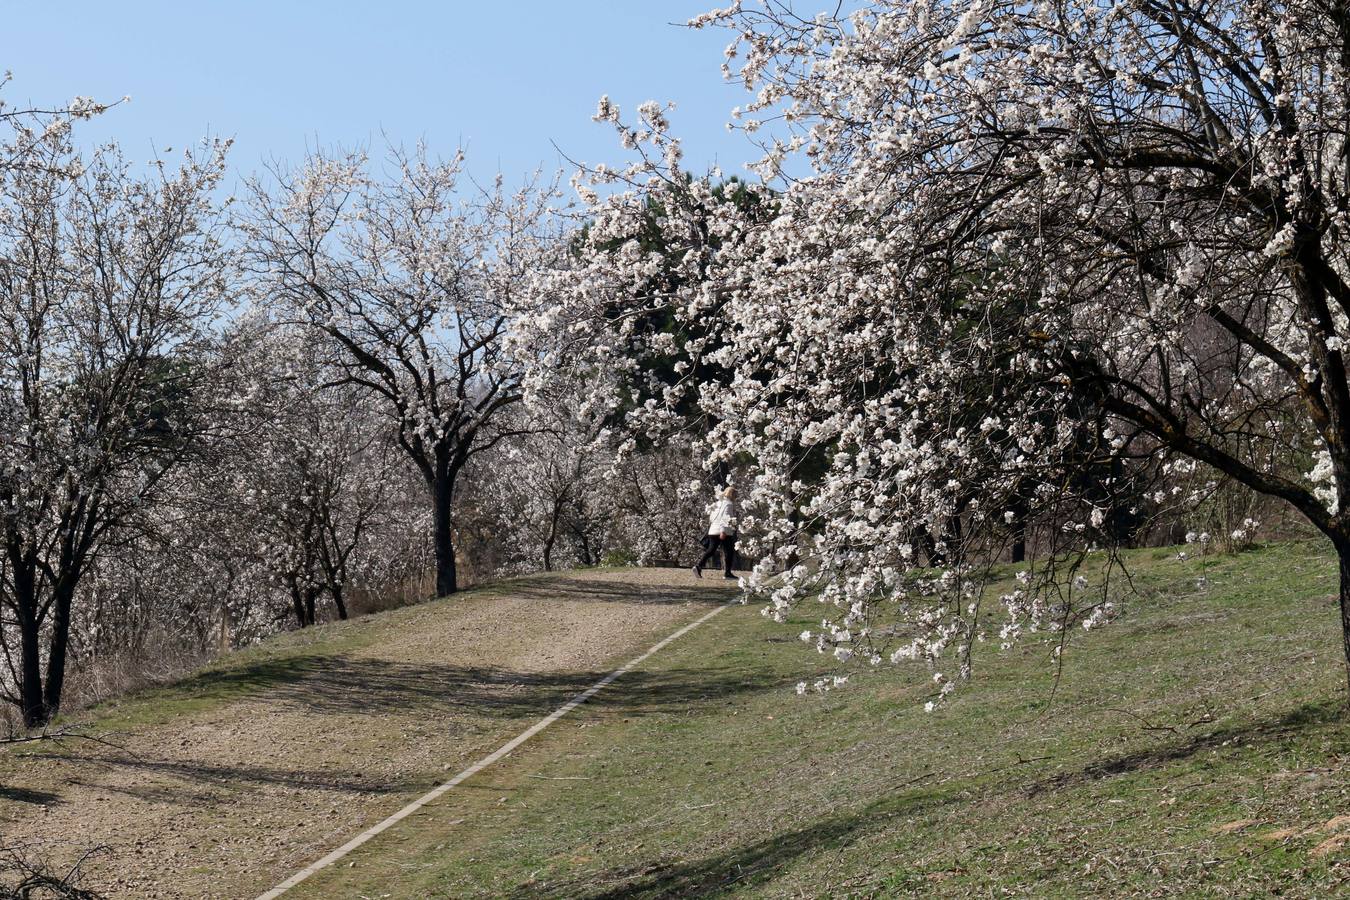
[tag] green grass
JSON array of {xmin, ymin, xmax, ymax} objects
[{"xmin": 290, "ymin": 540, "xmax": 1350, "ymax": 898}]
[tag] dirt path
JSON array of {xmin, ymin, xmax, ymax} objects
[{"xmin": 0, "ymin": 569, "xmax": 732, "ymax": 899}]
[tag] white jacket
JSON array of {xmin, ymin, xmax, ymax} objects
[{"xmin": 707, "ymin": 498, "xmax": 738, "ymax": 536}]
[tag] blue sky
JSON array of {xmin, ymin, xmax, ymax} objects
[{"xmin": 2, "ymin": 1, "xmax": 757, "ymax": 186}]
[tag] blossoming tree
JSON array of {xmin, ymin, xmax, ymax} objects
[
  {"xmin": 243, "ymin": 148, "xmax": 561, "ymax": 597},
  {"xmin": 545, "ymin": 0, "xmax": 1350, "ymax": 702},
  {"xmin": 477, "ymin": 401, "xmax": 615, "ymax": 573},
  {"xmin": 0, "ymin": 120, "xmax": 231, "ymax": 726},
  {"xmin": 228, "ymin": 321, "xmax": 393, "ymax": 626}
]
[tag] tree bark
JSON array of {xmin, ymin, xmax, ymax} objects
[
  {"xmin": 8, "ymin": 549, "xmax": 47, "ymax": 728},
  {"xmin": 219, "ymin": 605, "xmax": 232, "ymax": 653},
  {"xmin": 16, "ymin": 604, "xmax": 45, "ymax": 728},
  {"xmin": 1009, "ymin": 495, "xmax": 1029, "ymax": 564},
  {"xmin": 41, "ymin": 579, "xmax": 76, "ymax": 721},
  {"xmin": 431, "ymin": 472, "xmax": 458, "ymax": 596},
  {"xmin": 915, "ymin": 526, "xmax": 940, "ymax": 567},
  {"xmin": 331, "ymin": 585, "xmax": 349, "ymax": 621},
  {"xmin": 542, "ymin": 508, "xmax": 559, "ymax": 572},
  {"xmin": 946, "ymin": 513, "xmax": 965, "ymax": 567},
  {"xmin": 575, "ymin": 527, "xmax": 595, "ymax": 566},
  {"xmin": 290, "ymin": 582, "xmax": 311, "ymax": 627},
  {"xmin": 1338, "ymin": 541, "xmax": 1350, "ymax": 702},
  {"xmin": 542, "ymin": 493, "xmax": 567, "ymax": 572}
]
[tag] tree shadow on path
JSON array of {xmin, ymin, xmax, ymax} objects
[
  {"xmin": 14, "ymin": 654, "xmax": 790, "ymax": 808},
  {"xmin": 494, "ymin": 575, "xmax": 734, "ymax": 608},
  {"xmin": 22, "ymin": 750, "xmax": 409, "ymax": 797},
  {"xmin": 165, "ymin": 653, "xmax": 787, "ymax": 720},
  {"xmin": 0, "ymin": 785, "xmax": 60, "ymax": 806}
]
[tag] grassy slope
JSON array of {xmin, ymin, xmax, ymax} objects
[{"xmin": 289, "ymin": 541, "xmax": 1350, "ymax": 898}]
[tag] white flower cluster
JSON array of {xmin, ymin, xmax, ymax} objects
[{"xmin": 525, "ymin": 0, "xmax": 1350, "ymax": 705}]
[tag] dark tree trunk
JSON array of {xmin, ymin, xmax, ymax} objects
[
  {"xmin": 290, "ymin": 582, "xmax": 311, "ymax": 628},
  {"xmin": 331, "ymin": 585, "xmax": 349, "ymax": 621},
  {"xmin": 7, "ymin": 531, "xmax": 89, "ymax": 728},
  {"xmin": 915, "ymin": 527, "xmax": 940, "ymax": 567},
  {"xmin": 542, "ymin": 494, "xmax": 567, "ymax": 572},
  {"xmin": 41, "ymin": 580, "xmax": 76, "ymax": 721},
  {"xmin": 574, "ymin": 526, "xmax": 595, "ymax": 566},
  {"xmin": 946, "ymin": 513, "xmax": 964, "ymax": 567},
  {"xmin": 1338, "ymin": 540, "xmax": 1350, "ymax": 702},
  {"xmin": 17, "ymin": 608, "xmax": 44, "ymax": 729},
  {"xmin": 917, "ymin": 514, "xmax": 964, "ymax": 568},
  {"xmin": 431, "ymin": 471, "xmax": 458, "ymax": 597},
  {"xmin": 9, "ymin": 552, "xmax": 47, "ymax": 728}
]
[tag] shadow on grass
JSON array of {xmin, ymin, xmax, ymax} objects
[
  {"xmin": 1027, "ymin": 698, "xmax": 1346, "ymax": 795},
  {"xmin": 512, "ymin": 699, "xmax": 1348, "ymax": 898},
  {"xmin": 508, "ymin": 787, "xmax": 956, "ymax": 899},
  {"xmin": 152, "ymin": 652, "xmax": 786, "ymax": 722},
  {"xmin": 498, "ymin": 575, "xmax": 734, "ymax": 607}
]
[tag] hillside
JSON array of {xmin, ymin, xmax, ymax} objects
[
  {"xmin": 4, "ymin": 542, "xmax": 1350, "ymax": 898},
  {"xmin": 286, "ymin": 541, "xmax": 1350, "ymax": 898}
]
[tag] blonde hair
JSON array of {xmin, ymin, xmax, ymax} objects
[{"xmin": 723, "ymin": 485, "xmax": 737, "ymax": 499}]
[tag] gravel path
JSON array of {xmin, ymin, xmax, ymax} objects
[{"xmin": 0, "ymin": 568, "xmax": 733, "ymax": 899}]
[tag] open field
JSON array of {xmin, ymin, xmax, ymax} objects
[{"xmin": 4, "ymin": 542, "xmax": 1350, "ymax": 898}]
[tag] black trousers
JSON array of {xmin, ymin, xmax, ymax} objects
[{"xmin": 696, "ymin": 534, "xmax": 736, "ymax": 575}]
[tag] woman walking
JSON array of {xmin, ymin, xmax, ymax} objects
[{"xmin": 693, "ymin": 486, "xmax": 738, "ymax": 579}]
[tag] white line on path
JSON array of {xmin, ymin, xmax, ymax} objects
[{"xmin": 255, "ymin": 596, "xmax": 737, "ymax": 899}]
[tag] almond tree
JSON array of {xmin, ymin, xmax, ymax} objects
[
  {"xmin": 479, "ymin": 398, "xmax": 617, "ymax": 573},
  {"xmin": 0, "ymin": 122, "xmax": 231, "ymax": 726},
  {"xmin": 612, "ymin": 437, "xmax": 712, "ymax": 567},
  {"xmin": 242, "ymin": 149, "xmax": 560, "ymax": 597},
  {"xmin": 231, "ymin": 322, "xmax": 392, "ymax": 625},
  {"xmin": 544, "ymin": 0, "xmax": 1350, "ymax": 704}
]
